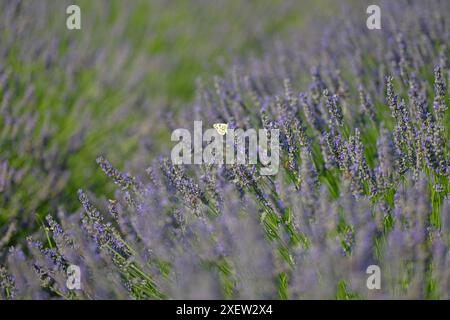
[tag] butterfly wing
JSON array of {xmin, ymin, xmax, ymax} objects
[{"xmin": 213, "ymin": 123, "xmax": 228, "ymax": 135}]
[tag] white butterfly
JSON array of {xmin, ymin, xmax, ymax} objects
[{"xmin": 213, "ymin": 123, "xmax": 228, "ymax": 135}]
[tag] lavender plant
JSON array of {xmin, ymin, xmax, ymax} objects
[
  {"xmin": 0, "ymin": 0, "xmax": 322, "ymax": 249},
  {"xmin": 1, "ymin": 0, "xmax": 449, "ymax": 300},
  {"xmin": 0, "ymin": 0, "xmax": 153, "ymax": 246}
]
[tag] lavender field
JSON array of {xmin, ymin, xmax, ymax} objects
[{"xmin": 0, "ymin": 0, "xmax": 449, "ymax": 300}]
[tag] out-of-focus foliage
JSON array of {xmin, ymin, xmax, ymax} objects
[{"xmin": 0, "ymin": 0, "xmax": 329, "ymax": 246}]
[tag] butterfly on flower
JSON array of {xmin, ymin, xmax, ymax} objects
[{"xmin": 213, "ymin": 123, "xmax": 228, "ymax": 135}]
